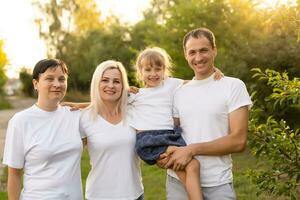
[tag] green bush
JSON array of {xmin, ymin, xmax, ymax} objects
[
  {"xmin": 19, "ymin": 68, "xmax": 34, "ymax": 97},
  {"xmin": 248, "ymin": 68, "xmax": 300, "ymax": 199}
]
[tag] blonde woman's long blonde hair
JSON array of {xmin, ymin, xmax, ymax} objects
[{"xmin": 89, "ymin": 60, "xmax": 129, "ymax": 120}]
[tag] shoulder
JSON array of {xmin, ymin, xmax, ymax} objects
[
  {"xmin": 80, "ymin": 107, "xmax": 94, "ymax": 122},
  {"xmin": 10, "ymin": 106, "xmax": 35, "ymax": 124},
  {"xmin": 221, "ymin": 76, "xmax": 244, "ymax": 84},
  {"xmin": 219, "ymin": 76, "xmax": 247, "ymax": 89},
  {"xmin": 165, "ymin": 77, "xmax": 184, "ymax": 85},
  {"xmin": 60, "ymin": 106, "xmax": 81, "ymax": 117}
]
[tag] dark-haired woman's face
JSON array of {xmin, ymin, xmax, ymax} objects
[{"xmin": 33, "ymin": 66, "xmax": 67, "ymax": 104}]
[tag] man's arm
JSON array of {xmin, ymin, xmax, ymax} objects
[
  {"xmin": 7, "ymin": 167, "xmax": 22, "ymax": 200},
  {"xmin": 164, "ymin": 106, "xmax": 249, "ymax": 171}
]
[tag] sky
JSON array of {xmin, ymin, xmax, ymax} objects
[
  {"xmin": 0, "ymin": 0, "xmax": 294, "ymax": 78},
  {"xmin": 0, "ymin": 0, "xmax": 151, "ymax": 78}
]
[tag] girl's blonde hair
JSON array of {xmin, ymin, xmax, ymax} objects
[
  {"xmin": 89, "ymin": 60, "xmax": 129, "ymax": 120},
  {"xmin": 135, "ymin": 47, "xmax": 173, "ymax": 84}
]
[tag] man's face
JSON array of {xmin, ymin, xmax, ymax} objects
[{"xmin": 184, "ymin": 36, "xmax": 217, "ymax": 80}]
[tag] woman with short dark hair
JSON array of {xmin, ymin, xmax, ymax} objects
[{"xmin": 3, "ymin": 59, "xmax": 83, "ymax": 200}]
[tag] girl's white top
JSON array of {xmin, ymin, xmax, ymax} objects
[
  {"xmin": 128, "ymin": 77, "xmax": 184, "ymax": 131},
  {"xmin": 79, "ymin": 109, "xmax": 143, "ymax": 200},
  {"xmin": 3, "ymin": 105, "xmax": 83, "ymax": 200}
]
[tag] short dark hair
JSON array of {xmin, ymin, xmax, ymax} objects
[
  {"xmin": 32, "ymin": 59, "xmax": 68, "ymax": 80},
  {"xmin": 183, "ymin": 27, "xmax": 216, "ymax": 51}
]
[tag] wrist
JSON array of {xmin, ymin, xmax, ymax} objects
[{"xmin": 187, "ymin": 144, "xmax": 195, "ymax": 157}]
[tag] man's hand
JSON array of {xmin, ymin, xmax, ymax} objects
[
  {"xmin": 165, "ymin": 146, "xmax": 193, "ymax": 171},
  {"xmin": 156, "ymin": 152, "xmax": 170, "ymax": 169},
  {"xmin": 157, "ymin": 146, "xmax": 178, "ymax": 168}
]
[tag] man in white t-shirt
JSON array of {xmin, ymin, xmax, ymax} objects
[{"xmin": 159, "ymin": 28, "xmax": 252, "ymax": 200}]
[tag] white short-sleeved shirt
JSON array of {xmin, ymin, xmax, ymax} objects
[
  {"xmin": 128, "ymin": 77, "xmax": 184, "ymax": 130},
  {"xmin": 170, "ymin": 74, "xmax": 252, "ymax": 187},
  {"xmin": 79, "ymin": 110, "xmax": 143, "ymax": 200},
  {"xmin": 3, "ymin": 105, "xmax": 83, "ymax": 200}
]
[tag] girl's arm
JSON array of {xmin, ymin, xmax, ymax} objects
[
  {"xmin": 7, "ymin": 167, "xmax": 22, "ymax": 200},
  {"xmin": 173, "ymin": 117, "xmax": 180, "ymax": 127}
]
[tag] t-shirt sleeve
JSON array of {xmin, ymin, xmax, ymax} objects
[
  {"xmin": 228, "ymin": 79, "xmax": 252, "ymax": 113},
  {"xmin": 3, "ymin": 117, "xmax": 25, "ymax": 169},
  {"xmin": 168, "ymin": 77, "xmax": 184, "ymax": 89}
]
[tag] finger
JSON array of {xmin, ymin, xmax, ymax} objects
[
  {"xmin": 160, "ymin": 153, "xmax": 168, "ymax": 159},
  {"xmin": 165, "ymin": 158, "xmax": 174, "ymax": 168}
]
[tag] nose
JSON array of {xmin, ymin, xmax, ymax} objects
[
  {"xmin": 195, "ymin": 52, "xmax": 202, "ymax": 61},
  {"xmin": 53, "ymin": 79, "xmax": 61, "ymax": 87},
  {"xmin": 107, "ymin": 80, "xmax": 114, "ymax": 87},
  {"xmin": 150, "ymin": 69, "xmax": 157, "ymax": 76}
]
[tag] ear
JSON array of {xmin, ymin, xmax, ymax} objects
[
  {"xmin": 213, "ymin": 47, "xmax": 217, "ymax": 57},
  {"xmin": 184, "ymin": 50, "xmax": 188, "ymax": 60},
  {"xmin": 32, "ymin": 79, "xmax": 38, "ymax": 91}
]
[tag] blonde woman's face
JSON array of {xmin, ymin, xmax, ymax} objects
[
  {"xmin": 140, "ymin": 59, "xmax": 165, "ymax": 88},
  {"xmin": 99, "ymin": 68, "xmax": 123, "ymax": 103}
]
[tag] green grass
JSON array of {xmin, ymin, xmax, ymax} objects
[{"xmin": 0, "ymin": 149, "xmax": 297, "ymax": 199}]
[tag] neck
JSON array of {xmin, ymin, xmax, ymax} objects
[
  {"xmin": 100, "ymin": 102, "xmax": 122, "ymax": 124},
  {"xmin": 101, "ymin": 101, "xmax": 120, "ymax": 116},
  {"xmin": 194, "ymin": 67, "xmax": 215, "ymax": 80},
  {"xmin": 36, "ymin": 99, "xmax": 59, "ymax": 111}
]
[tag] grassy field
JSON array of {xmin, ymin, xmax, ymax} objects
[{"xmin": 0, "ymin": 148, "xmax": 295, "ymax": 200}]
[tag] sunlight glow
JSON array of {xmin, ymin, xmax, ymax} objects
[
  {"xmin": 257, "ymin": 0, "xmax": 296, "ymax": 9},
  {"xmin": 0, "ymin": 0, "xmax": 151, "ymax": 78}
]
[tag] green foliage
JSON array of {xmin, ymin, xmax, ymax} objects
[
  {"xmin": 248, "ymin": 68, "xmax": 300, "ymax": 198},
  {"xmin": 19, "ymin": 68, "xmax": 34, "ymax": 97},
  {"xmin": 34, "ymin": 0, "xmax": 300, "ymax": 89}
]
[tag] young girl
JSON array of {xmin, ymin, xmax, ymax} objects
[{"xmin": 128, "ymin": 47, "xmax": 204, "ymax": 200}]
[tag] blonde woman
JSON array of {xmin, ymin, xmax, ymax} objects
[{"xmin": 79, "ymin": 60, "xmax": 144, "ymax": 200}]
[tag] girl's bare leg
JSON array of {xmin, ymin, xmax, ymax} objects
[{"xmin": 175, "ymin": 159, "xmax": 203, "ymax": 200}]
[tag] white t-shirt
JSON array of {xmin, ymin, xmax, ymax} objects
[
  {"xmin": 3, "ymin": 105, "xmax": 83, "ymax": 200},
  {"xmin": 170, "ymin": 74, "xmax": 252, "ymax": 187},
  {"xmin": 128, "ymin": 77, "xmax": 184, "ymax": 130},
  {"xmin": 80, "ymin": 109, "xmax": 144, "ymax": 200}
]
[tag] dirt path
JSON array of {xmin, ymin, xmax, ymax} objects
[{"xmin": 0, "ymin": 96, "xmax": 36, "ymax": 190}]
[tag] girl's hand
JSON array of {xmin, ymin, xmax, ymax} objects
[
  {"xmin": 129, "ymin": 86, "xmax": 139, "ymax": 94},
  {"xmin": 213, "ymin": 67, "xmax": 224, "ymax": 80}
]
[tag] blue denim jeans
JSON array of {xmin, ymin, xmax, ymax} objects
[{"xmin": 135, "ymin": 127, "xmax": 186, "ymax": 165}]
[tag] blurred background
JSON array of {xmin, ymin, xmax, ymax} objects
[{"xmin": 0, "ymin": 0, "xmax": 299, "ymax": 199}]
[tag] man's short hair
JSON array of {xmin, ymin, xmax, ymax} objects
[{"xmin": 183, "ymin": 27, "xmax": 216, "ymax": 51}]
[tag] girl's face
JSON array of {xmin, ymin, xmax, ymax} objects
[
  {"xmin": 140, "ymin": 59, "xmax": 165, "ymax": 88},
  {"xmin": 33, "ymin": 66, "xmax": 67, "ymax": 105},
  {"xmin": 99, "ymin": 68, "xmax": 123, "ymax": 103}
]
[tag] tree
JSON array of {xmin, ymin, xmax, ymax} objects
[
  {"xmin": 19, "ymin": 67, "xmax": 34, "ymax": 96},
  {"xmin": 248, "ymin": 68, "xmax": 300, "ymax": 199},
  {"xmin": 0, "ymin": 39, "xmax": 8, "ymax": 93}
]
